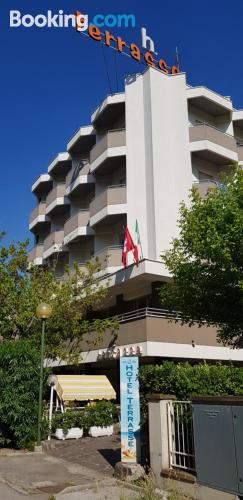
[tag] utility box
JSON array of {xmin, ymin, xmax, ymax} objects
[{"xmin": 192, "ymin": 396, "xmax": 243, "ymax": 496}]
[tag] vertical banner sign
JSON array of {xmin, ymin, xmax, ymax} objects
[{"xmin": 120, "ymin": 356, "xmax": 140, "ymax": 463}]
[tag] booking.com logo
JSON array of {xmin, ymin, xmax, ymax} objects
[{"xmin": 9, "ymin": 10, "xmax": 136, "ymax": 29}]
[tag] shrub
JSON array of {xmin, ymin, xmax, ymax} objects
[
  {"xmin": 51, "ymin": 410, "xmax": 84, "ymax": 432},
  {"xmin": 139, "ymin": 361, "xmax": 243, "ymax": 424},
  {"xmin": 51, "ymin": 401, "xmax": 119, "ymax": 432},
  {"xmin": 0, "ymin": 340, "xmax": 49, "ymax": 449},
  {"xmin": 83, "ymin": 400, "xmax": 119, "ymax": 428}
]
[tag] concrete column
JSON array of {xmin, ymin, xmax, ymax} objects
[{"xmin": 147, "ymin": 394, "xmax": 176, "ymax": 480}]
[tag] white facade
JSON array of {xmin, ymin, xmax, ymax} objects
[{"xmin": 29, "ymin": 67, "xmax": 243, "ymax": 364}]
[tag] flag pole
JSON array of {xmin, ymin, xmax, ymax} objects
[
  {"xmin": 139, "ymin": 230, "xmax": 144, "ymax": 260},
  {"xmin": 175, "ymin": 46, "xmax": 180, "ymax": 70},
  {"xmin": 135, "ymin": 219, "xmax": 144, "ymax": 260}
]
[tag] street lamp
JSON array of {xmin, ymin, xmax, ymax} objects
[{"xmin": 36, "ymin": 303, "xmax": 52, "ymax": 446}]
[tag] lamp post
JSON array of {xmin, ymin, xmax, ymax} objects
[{"xmin": 36, "ymin": 303, "xmax": 52, "ymax": 447}]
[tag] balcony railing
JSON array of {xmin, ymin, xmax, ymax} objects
[
  {"xmin": 92, "ymin": 245, "xmax": 123, "ymax": 269},
  {"xmin": 43, "ymin": 230, "xmax": 64, "ymax": 253},
  {"xmin": 113, "ymin": 307, "xmax": 182, "ymax": 323},
  {"xmin": 189, "ymin": 124, "xmax": 237, "ymax": 152},
  {"xmin": 28, "ymin": 244, "xmax": 44, "ymax": 262},
  {"xmin": 90, "ymin": 129, "xmax": 126, "ymax": 164},
  {"xmin": 46, "ymin": 183, "xmax": 66, "ymax": 208},
  {"xmin": 90, "ymin": 185, "xmax": 126, "ymax": 217},
  {"xmin": 29, "ymin": 202, "xmax": 46, "ymax": 225},
  {"xmin": 64, "ymin": 210, "xmax": 90, "ymax": 237},
  {"xmin": 193, "ymin": 179, "xmax": 218, "ymax": 198}
]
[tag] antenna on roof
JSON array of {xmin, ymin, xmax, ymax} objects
[
  {"xmin": 175, "ymin": 46, "xmax": 180, "ymax": 70},
  {"xmin": 114, "ymin": 49, "xmax": 119, "ymax": 93},
  {"xmin": 101, "ymin": 42, "xmax": 113, "ymax": 94}
]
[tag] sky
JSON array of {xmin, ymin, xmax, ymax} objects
[{"xmin": 1, "ymin": 0, "xmax": 243, "ymax": 246}]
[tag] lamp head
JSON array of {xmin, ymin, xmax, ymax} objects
[{"xmin": 36, "ymin": 303, "xmax": 52, "ymax": 320}]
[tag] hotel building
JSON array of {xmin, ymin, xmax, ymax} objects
[{"xmin": 29, "ymin": 67, "xmax": 243, "ymax": 371}]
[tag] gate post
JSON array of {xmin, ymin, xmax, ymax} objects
[{"xmin": 147, "ymin": 394, "xmax": 176, "ymax": 480}]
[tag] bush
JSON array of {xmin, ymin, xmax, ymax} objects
[
  {"xmin": 139, "ymin": 361, "xmax": 243, "ymax": 424},
  {"xmin": 51, "ymin": 410, "xmax": 84, "ymax": 432},
  {"xmin": 51, "ymin": 401, "xmax": 119, "ymax": 433},
  {"xmin": 84, "ymin": 400, "xmax": 119, "ymax": 428},
  {"xmin": 0, "ymin": 340, "xmax": 49, "ymax": 449}
]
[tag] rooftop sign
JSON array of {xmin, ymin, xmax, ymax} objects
[{"xmin": 75, "ymin": 12, "xmax": 179, "ymax": 75}]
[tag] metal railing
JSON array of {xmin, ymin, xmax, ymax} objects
[
  {"xmin": 92, "ymin": 244, "xmax": 123, "ymax": 257},
  {"xmin": 113, "ymin": 307, "xmax": 181, "ymax": 323},
  {"xmin": 168, "ymin": 401, "xmax": 195, "ymax": 472},
  {"xmin": 193, "ymin": 179, "xmax": 218, "ymax": 185}
]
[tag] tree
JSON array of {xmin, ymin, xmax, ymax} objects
[
  {"xmin": 0, "ymin": 236, "xmax": 118, "ymax": 360},
  {"xmin": 0, "ymin": 339, "xmax": 48, "ymax": 448},
  {"xmin": 160, "ymin": 167, "xmax": 243, "ymax": 347}
]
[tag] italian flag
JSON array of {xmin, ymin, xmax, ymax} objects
[{"xmin": 135, "ymin": 219, "xmax": 143, "ymax": 260}]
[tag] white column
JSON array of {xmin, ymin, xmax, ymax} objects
[{"xmin": 147, "ymin": 394, "xmax": 176, "ymax": 479}]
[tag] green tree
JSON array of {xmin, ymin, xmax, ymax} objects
[
  {"xmin": 160, "ymin": 167, "xmax": 243, "ymax": 347},
  {"xmin": 0, "ymin": 339, "xmax": 48, "ymax": 448},
  {"xmin": 0, "ymin": 236, "xmax": 118, "ymax": 360}
]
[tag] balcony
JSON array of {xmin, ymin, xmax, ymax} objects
[
  {"xmin": 187, "ymin": 86, "xmax": 232, "ymax": 116},
  {"xmin": 89, "ymin": 185, "xmax": 127, "ymax": 227},
  {"xmin": 46, "ymin": 183, "xmax": 70, "ymax": 216},
  {"xmin": 80, "ymin": 307, "xmax": 219, "ymax": 358},
  {"xmin": 29, "ymin": 202, "xmax": 50, "ymax": 232},
  {"xmin": 67, "ymin": 125, "xmax": 96, "ymax": 156},
  {"xmin": 92, "ymin": 246, "xmax": 123, "ymax": 272},
  {"xmin": 193, "ymin": 180, "xmax": 218, "ymax": 198},
  {"xmin": 63, "ymin": 210, "xmax": 94, "ymax": 245},
  {"xmin": 91, "ymin": 93, "xmax": 125, "ymax": 128},
  {"xmin": 233, "ymin": 109, "xmax": 243, "ymax": 127},
  {"xmin": 28, "ymin": 244, "xmax": 44, "ymax": 265},
  {"xmin": 48, "ymin": 152, "xmax": 72, "ymax": 177},
  {"xmin": 89, "ymin": 129, "xmax": 126, "ymax": 174},
  {"xmin": 32, "ymin": 174, "xmax": 52, "ymax": 196},
  {"xmin": 189, "ymin": 124, "xmax": 237, "ymax": 164},
  {"xmin": 65, "ymin": 161, "xmax": 95, "ymax": 197},
  {"xmin": 43, "ymin": 230, "xmax": 67, "ymax": 259}
]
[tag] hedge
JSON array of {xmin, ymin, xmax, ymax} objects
[{"xmin": 139, "ymin": 361, "xmax": 243, "ymax": 423}]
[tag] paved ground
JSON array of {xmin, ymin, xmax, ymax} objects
[
  {"xmin": 0, "ymin": 481, "xmax": 46, "ymax": 500},
  {"xmin": 0, "ymin": 437, "xmax": 167, "ymax": 499},
  {"xmin": 0, "ymin": 437, "xmax": 142, "ymax": 499},
  {"xmin": 0, "ymin": 451, "xmax": 102, "ymax": 496},
  {"xmin": 45, "ymin": 434, "xmax": 121, "ymax": 477},
  {"xmin": 56, "ymin": 482, "xmax": 139, "ymax": 500}
]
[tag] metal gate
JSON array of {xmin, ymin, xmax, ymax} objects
[{"xmin": 168, "ymin": 401, "xmax": 195, "ymax": 472}]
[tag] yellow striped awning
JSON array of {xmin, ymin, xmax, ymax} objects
[{"xmin": 51, "ymin": 375, "xmax": 116, "ymax": 401}]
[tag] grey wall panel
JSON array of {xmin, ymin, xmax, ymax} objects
[
  {"xmin": 193, "ymin": 404, "xmax": 238, "ymax": 494},
  {"xmin": 232, "ymin": 406, "xmax": 243, "ymax": 495}
]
